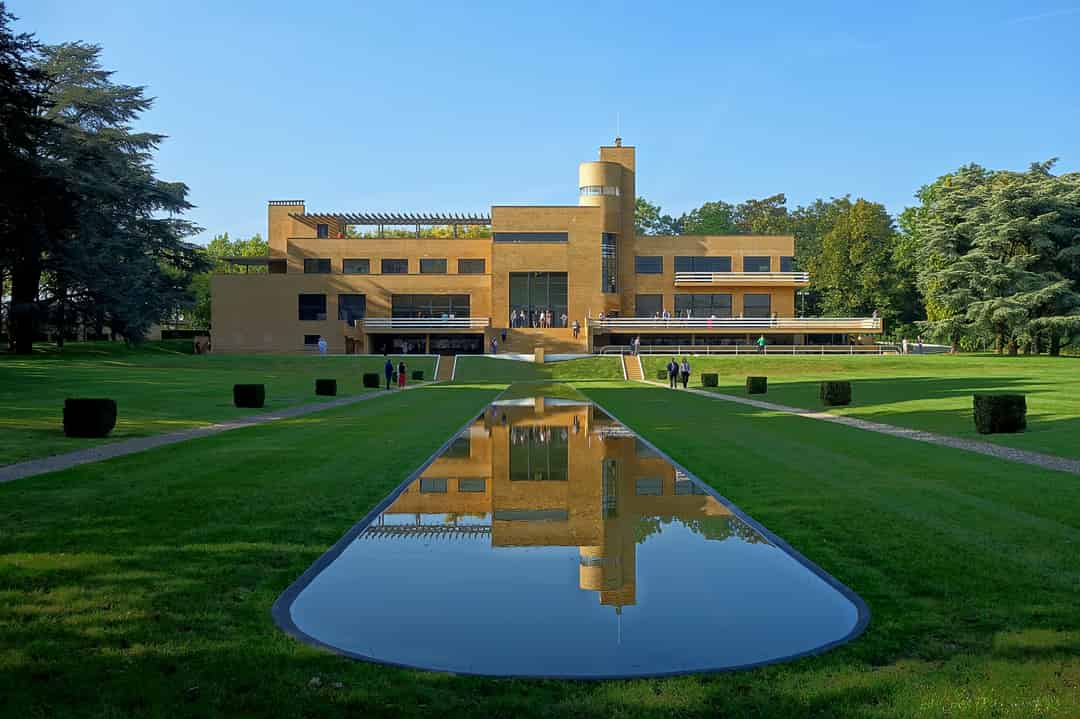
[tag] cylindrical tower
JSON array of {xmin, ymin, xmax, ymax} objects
[{"xmin": 577, "ymin": 161, "xmax": 624, "ymax": 232}]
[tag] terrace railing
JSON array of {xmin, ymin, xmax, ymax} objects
[
  {"xmin": 360, "ymin": 317, "xmax": 490, "ymax": 331},
  {"xmin": 673, "ymin": 271, "xmax": 810, "ymax": 286},
  {"xmin": 590, "ymin": 317, "xmax": 882, "ymax": 331},
  {"xmin": 599, "ymin": 344, "xmax": 899, "ymax": 355}
]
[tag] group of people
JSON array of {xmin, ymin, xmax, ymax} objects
[
  {"xmin": 666, "ymin": 357, "xmax": 693, "ymax": 389},
  {"xmin": 900, "ymin": 336, "xmax": 925, "ymax": 354},
  {"xmin": 510, "ymin": 308, "xmax": 567, "ymax": 329},
  {"xmin": 383, "ymin": 355, "xmax": 408, "ymax": 389}
]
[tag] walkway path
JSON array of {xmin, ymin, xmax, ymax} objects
[
  {"xmin": 642, "ymin": 380, "xmax": 1080, "ymax": 476},
  {"xmin": 0, "ymin": 384, "xmax": 429, "ymax": 485}
]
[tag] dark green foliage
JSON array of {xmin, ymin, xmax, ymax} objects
[
  {"xmin": 701, "ymin": 373, "xmax": 719, "ymax": 387},
  {"xmin": 973, "ymin": 394, "xmax": 1027, "ymax": 434},
  {"xmin": 746, "ymin": 376, "xmax": 768, "ymax": 394},
  {"xmin": 314, "ymin": 379, "xmax": 336, "ymax": 396},
  {"xmin": 820, "ymin": 380, "xmax": 852, "ymax": 406},
  {"xmin": 62, "ymin": 398, "xmax": 116, "ymax": 437},
  {"xmin": 411, "ymin": 370, "xmax": 424, "ymax": 381},
  {"xmin": 232, "ymin": 384, "xmax": 265, "ymax": 408},
  {"xmin": 362, "ymin": 373, "xmax": 380, "ymax": 388}
]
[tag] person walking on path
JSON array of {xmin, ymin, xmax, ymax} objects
[
  {"xmin": 317, "ymin": 336, "xmax": 327, "ymax": 355},
  {"xmin": 756, "ymin": 335, "xmax": 766, "ymax": 354},
  {"xmin": 667, "ymin": 358, "xmax": 679, "ymax": 389},
  {"xmin": 680, "ymin": 357, "xmax": 691, "ymax": 389},
  {"xmin": 383, "ymin": 356, "xmax": 394, "ymax": 390},
  {"xmin": 490, "ymin": 337, "xmax": 498, "ymax": 354},
  {"xmin": 397, "ymin": 360, "xmax": 407, "ymax": 388}
]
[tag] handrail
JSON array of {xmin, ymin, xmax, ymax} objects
[
  {"xmin": 590, "ymin": 317, "xmax": 882, "ymax": 330},
  {"xmin": 599, "ymin": 344, "xmax": 897, "ymax": 355},
  {"xmin": 673, "ymin": 271, "xmax": 810, "ymax": 284},
  {"xmin": 361, "ymin": 317, "xmax": 490, "ymax": 329}
]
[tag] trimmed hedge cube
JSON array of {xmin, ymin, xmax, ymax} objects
[
  {"xmin": 746, "ymin": 376, "xmax": 768, "ymax": 394},
  {"xmin": 973, "ymin": 394, "xmax": 1026, "ymax": 434},
  {"xmin": 315, "ymin": 379, "xmax": 337, "ymax": 396},
  {"xmin": 820, "ymin": 381, "xmax": 851, "ymax": 406},
  {"xmin": 412, "ymin": 370, "xmax": 424, "ymax": 381},
  {"xmin": 362, "ymin": 373, "xmax": 380, "ymax": 389},
  {"xmin": 701, "ymin": 373, "xmax": 719, "ymax": 387},
  {"xmin": 657, "ymin": 369, "xmax": 669, "ymax": 381},
  {"xmin": 63, "ymin": 398, "xmax": 117, "ymax": 438},
  {"xmin": 233, "ymin": 384, "xmax": 265, "ymax": 408}
]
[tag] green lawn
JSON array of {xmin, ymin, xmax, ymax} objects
[
  {"xmin": 0, "ymin": 342, "xmax": 435, "ymax": 465},
  {"xmin": 642, "ymin": 354, "xmax": 1080, "ymax": 458}
]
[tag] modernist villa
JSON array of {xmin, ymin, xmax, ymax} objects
[{"xmin": 211, "ymin": 141, "xmax": 882, "ymax": 354}]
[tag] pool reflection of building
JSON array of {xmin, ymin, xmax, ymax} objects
[{"xmin": 373, "ymin": 399, "xmax": 754, "ymax": 611}]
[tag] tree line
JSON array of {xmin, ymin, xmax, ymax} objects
[{"xmin": 637, "ymin": 163, "xmax": 1080, "ymax": 354}]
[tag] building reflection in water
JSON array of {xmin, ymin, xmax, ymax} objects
[{"xmin": 365, "ymin": 397, "xmax": 768, "ymax": 614}]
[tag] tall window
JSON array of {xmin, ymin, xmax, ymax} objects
[
  {"xmin": 316, "ymin": 223, "xmax": 329, "ymax": 239},
  {"xmin": 458, "ymin": 258, "xmax": 485, "ymax": 274},
  {"xmin": 780, "ymin": 256, "xmax": 794, "ymax": 272},
  {"xmin": 743, "ymin": 293, "xmax": 771, "ymax": 317},
  {"xmin": 601, "ymin": 233, "xmax": 617, "ymax": 294},
  {"xmin": 420, "ymin": 258, "xmax": 447, "ymax": 274},
  {"xmin": 509, "ymin": 425, "xmax": 569, "ymax": 481},
  {"xmin": 635, "ymin": 255, "xmax": 662, "ymax": 274},
  {"xmin": 743, "ymin": 256, "xmax": 771, "ymax": 272},
  {"xmin": 675, "ymin": 256, "xmax": 731, "ymax": 273},
  {"xmin": 303, "ymin": 258, "xmax": 331, "ymax": 274},
  {"xmin": 381, "ymin": 258, "xmax": 408, "ymax": 274},
  {"xmin": 342, "ymin": 258, "xmax": 369, "ymax": 274},
  {"xmin": 298, "ymin": 294, "xmax": 326, "ymax": 321},
  {"xmin": 675, "ymin": 293, "xmax": 732, "ymax": 317},
  {"xmin": 337, "ymin": 294, "xmax": 366, "ymax": 325},
  {"xmin": 635, "ymin": 294, "xmax": 663, "ymax": 317},
  {"xmin": 509, "ymin": 272, "xmax": 568, "ymax": 327},
  {"xmin": 392, "ymin": 294, "xmax": 470, "ymax": 318}
]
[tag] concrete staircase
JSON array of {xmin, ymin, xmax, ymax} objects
[
  {"xmin": 496, "ymin": 328, "xmax": 587, "ymax": 355},
  {"xmin": 435, "ymin": 355, "xmax": 456, "ymax": 382},
  {"xmin": 622, "ymin": 354, "xmax": 644, "ymax": 382}
]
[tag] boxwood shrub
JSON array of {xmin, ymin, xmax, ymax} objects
[
  {"xmin": 973, "ymin": 394, "xmax": 1026, "ymax": 434},
  {"xmin": 657, "ymin": 369, "xmax": 669, "ymax": 381},
  {"xmin": 412, "ymin": 370, "xmax": 424, "ymax": 381},
  {"xmin": 701, "ymin": 373, "xmax": 718, "ymax": 387},
  {"xmin": 315, "ymin": 378, "xmax": 337, "ymax": 396},
  {"xmin": 820, "ymin": 381, "xmax": 851, "ymax": 406},
  {"xmin": 63, "ymin": 398, "xmax": 117, "ymax": 438},
  {"xmin": 362, "ymin": 373, "xmax": 380, "ymax": 389},
  {"xmin": 233, "ymin": 384, "xmax": 265, "ymax": 408},
  {"xmin": 746, "ymin": 376, "xmax": 768, "ymax": 394}
]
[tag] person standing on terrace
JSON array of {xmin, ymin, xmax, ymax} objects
[{"xmin": 756, "ymin": 335, "xmax": 766, "ymax": 354}]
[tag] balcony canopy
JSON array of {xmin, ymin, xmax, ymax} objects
[{"xmin": 290, "ymin": 211, "xmax": 491, "ymax": 227}]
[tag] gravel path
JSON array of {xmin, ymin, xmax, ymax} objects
[
  {"xmin": 643, "ymin": 380, "xmax": 1080, "ymax": 476},
  {"xmin": 0, "ymin": 384, "xmax": 428, "ymax": 485}
]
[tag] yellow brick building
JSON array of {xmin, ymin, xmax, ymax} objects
[{"xmin": 210, "ymin": 141, "xmax": 881, "ymax": 354}]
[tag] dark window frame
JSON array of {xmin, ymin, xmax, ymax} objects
[
  {"xmin": 381, "ymin": 258, "xmax": 409, "ymax": 274},
  {"xmin": 342, "ymin": 258, "xmax": 370, "ymax": 274},
  {"xmin": 635, "ymin": 255, "xmax": 663, "ymax": 274},
  {"xmin": 493, "ymin": 232, "xmax": 569, "ymax": 243},
  {"xmin": 337, "ymin": 294, "xmax": 366, "ymax": 324},
  {"xmin": 316, "ymin": 223, "xmax": 329, "ymax": 239},
  {"xmin": 635, "ymin": 294, "xmax": 663, "ymax": 317},
  {"xmin": 743, "ymin": 256, "xmax": 772, "ymax": 273},
  {"xmin": 420, "ymin": 258, "xmax": 447, "ymax": 274},
  {"xmin": 743, "ymin": 293, "xmax": 772, "ymax": 318},
  {"xmin": 298, "ymin": 294, "xmax": 327, "ymax": 321},
  {"xmin": 675, "ymin": 256, "xmax": 731, "ymax": 273},
  {"xmin": 303, "ymin": 258, "xmax": 331, "ymax": 274},
  {"xmin": 457, "ymin": 258, "xmax": 486, "ymax": 274},
  {"xmin": 780, "ymin": 256, "xmax": 794, "ymax": 272}
]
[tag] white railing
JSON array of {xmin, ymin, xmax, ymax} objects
[
  {"xmin": 361, "ymin": 317, "xmax": 490, "ymax": 331},
  {"xmin": 674, "ymin": 271, "xmax": 810, "ymax": 285},
  {"xmin": 590, "ymin": 317, "xmax": 882, "ymax": 331},
  {"xmin": 600, "ymin": 344, "xmax": 897, "ymax": 356}
]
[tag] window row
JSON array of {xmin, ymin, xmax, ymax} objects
[
  {"xmin": 633, "ymin": 255, "xmax": 794, "ymax": 274},
  {"xmin": 298, "ymin": 293, "xmax": 473, "ymax": 322},
  {"xmin": 303, "ymin": 258, "xmax": 486, "ymax": 274},
  {"xmin": 417, "ymin": 478, "xmax": 487, "ymax": 494},
  {"xmin": 579, "ymin": 185, "xmax": 621, "ymax": 196},
  {"xmin": 634, "ymin": 293, "xmax": 772, "ymax": 318}
]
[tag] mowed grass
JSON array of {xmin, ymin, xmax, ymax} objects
[
  {"xmin": 642, "ymin": 354, "xmax": 1080, "ymax": 458},
  {"xmin": 2, "ymin": 377, "xmax": 1080, "ymax": 717},
  {"xmin": 0, "ymin": 342, "xmax": 435, "ymax": 465}
]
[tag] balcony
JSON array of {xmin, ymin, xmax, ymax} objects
[
  {"xmin": 360, "ymin": 317, "xmax": 490, "ymax": 333},
  {"xmin": 589, "ymin": 317, "xmax": 883, "ymax": 333},
  {"xmin": 673, "ymin": 271, "xmax": 810, "ymax": 287}
]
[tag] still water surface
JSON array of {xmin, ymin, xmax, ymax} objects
[{"xmin": 277, "ymin": 393, "xmax": 866, "ymax": 677}]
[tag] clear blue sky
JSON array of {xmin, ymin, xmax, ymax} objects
[{"xmin": 12, "ymin": 0, "xmax": 1080, "ymax": 244}]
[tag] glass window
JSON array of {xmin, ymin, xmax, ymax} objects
[
  {"xmin": 509, "ymin": 425, "xmax": 569, "ymax": 481},
  {"xmin": 303, "ymin": 334, "xmax": 320, "ymax": 346},
  {"xmin": 458, "ymin": 259, "xmax": 485, "ymax": 274},
  {"xmin": 635, "ymin": 478, "xmax": 664, "ymax": 496},
  {"xmin": 743, "ymin": 293, "xmax": 771, "ymax": 317},
  {"xmin": 602, "ymin": 459, "xmax": 618, "ymax": 519},
  {"xmin": 392, "ymin": 294, "xmax": 470, "ymax": 318},
  {"xmin": 298, "ymin": 294, "xmax": 326, "ymax": 321},
  {"xmin": 780, "ymin": 256, "xmax": 794, "ymax": 272},
  {"xmin": 579, "ymin": 185, "xmax": 620, "ymax": 196},
  {"xmin": 601, "ymin": 233, "xmax": 617, "ymax": 294},
  {"xmin": 508, "ymin": 272, "xmax": 568, "ymax": 327},
  {"xmin": 675, "ymin": 256, "xmax": 731, "ymax": 273},
  {"xmin": 493, "ymin": 232, "xmax": 568, "ymax": 243},
  {"xmin": 381, "ymin": 258, "xmax": 408, "ymax": 274},
  {"xmin": 635, "ymin": 294, "xmax": 663, "ymax": 317},
  {"xmin": 343, "ymin": 258, "xmax": 369, "ymax": 274},
  {"xmin": 635, "ymin": 255, "xmax": 663, "ymax": 274},
  {"xmin": 674, "ymin": 294, "xmax": 732, "ymax": 317},
  {"xmin": 304, "ymin": 258, "xmax": 331, "ymax": 274},
  {"xmin": 419, "ymin": 478, "xmax": 447, "ymax": 493},
  {"xmin": 444, "ymin": 435, "xmax": 471, "ymax": 458},
  {"xmin": 316, "ymin": 223, "xmax": 329, "ymax": 239},
  {"xmin": 457, "ymin": 478, "xmax": 486, "ymax": 493},
  {"xmin": 420, "ymin": 258, "xmax": 447, "ymax": 274},
  {"xmin": 743, "ymin": 256, "xmax": 772, "ymax": 273},
  {"xmin": 337, "ymin": 294, "xmax": 366, "ymax": 325}
]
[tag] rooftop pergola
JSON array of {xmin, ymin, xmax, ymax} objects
[{"xmin": 290, "ymin": 211, "xmax": 491, "ymax": 238}]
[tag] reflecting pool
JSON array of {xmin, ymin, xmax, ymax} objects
[{"xmin": 274, "ymin": 392, "xmax": 867, "ymax": 678}]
